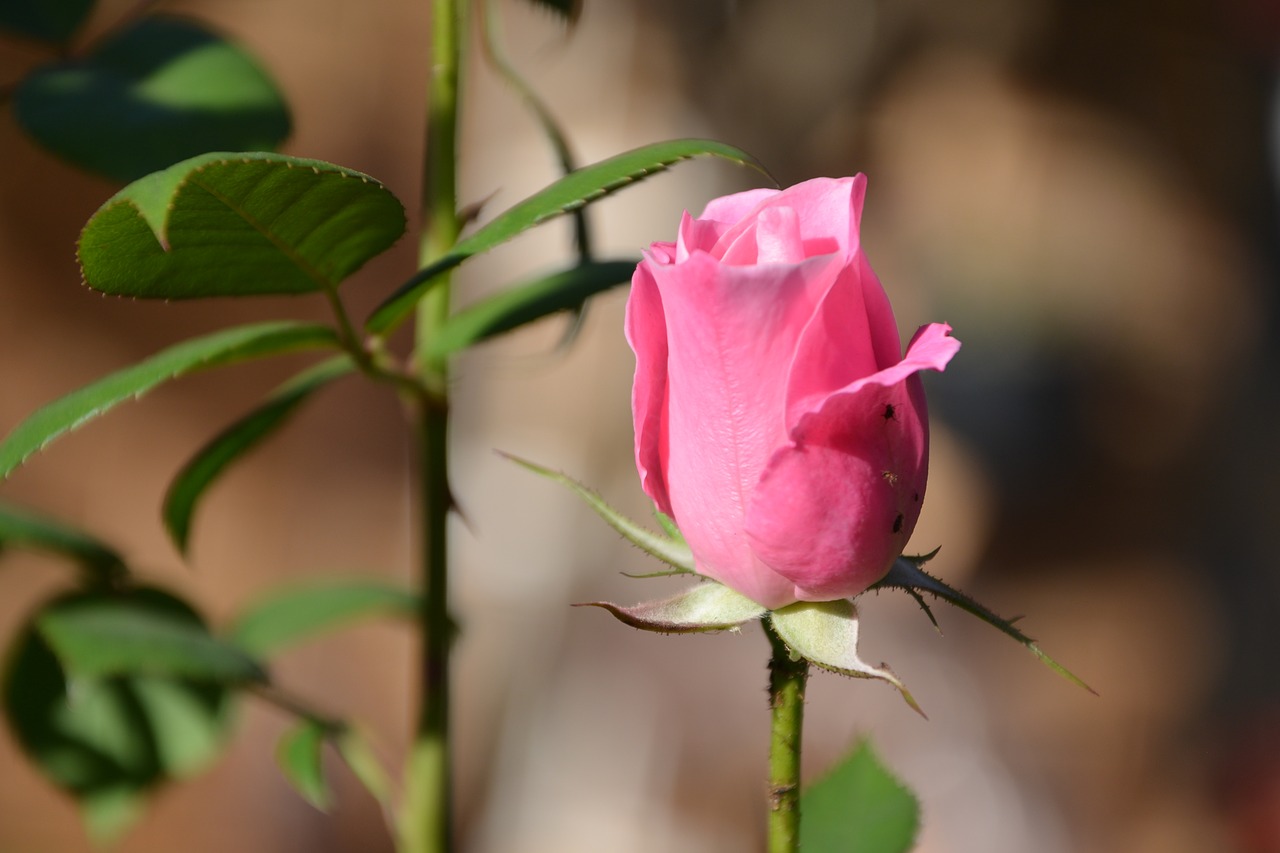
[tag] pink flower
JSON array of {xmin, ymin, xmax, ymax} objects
[{"xmin": 626, "ymin": 176, "xmax": 959, "ymax": 609}]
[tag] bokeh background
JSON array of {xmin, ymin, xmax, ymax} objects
[{"xmin": 3, "ymin": 0, "xmax": 1279, "ymax": 850}]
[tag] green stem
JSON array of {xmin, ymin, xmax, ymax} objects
[
  {"xmin": 399, "ymin": 0, "xmax": 466, "ymax": 850},
  {"xmin": 765, "ymin": 619, "xmax": 808, "ymax": 853}
]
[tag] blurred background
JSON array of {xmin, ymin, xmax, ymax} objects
[{"xmin": 2, "ymin": 0, "xmax": 1278, "ymax": 850}]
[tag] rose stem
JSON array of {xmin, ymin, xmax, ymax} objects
[
  {"xmin": 400, "ymin": 0, "xmax": 467, "ymax": 849},
  {"xmin": 765, "ymin": 618, "xmax": 809, "ymax": 853}
]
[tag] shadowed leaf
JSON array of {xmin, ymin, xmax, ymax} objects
[
  {"xmin": 229, "ymin": 580, "xmax": 419, "ymax": 657},
  {"xmin": 0, "ymin": 321, "xmax": 342, "ymax": 479},
  {"xmin": 15, "ymin": 17, "xmax": 290, "ymax": 181},
  {"xmin": 0, "ymin": 0, "xmax": 93, "ymax": 42},
  {"xmin": 0, "ymin": 501, "xmax": 125, "ymax": 578},
  {"xmin": 164, "ymin": 356, "xmax": 355, "ymax": 554},
  {"xmin": 367, "ymin": 139, "xmax": 770, "ymax": 334}
]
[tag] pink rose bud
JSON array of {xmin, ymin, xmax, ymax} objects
[{"xmin": 626, "ymin": 176, "xmax": 959, "ymax": 609}]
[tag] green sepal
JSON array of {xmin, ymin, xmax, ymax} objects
[
  {"xmin": 873, "ymin": 555, "xmax": 1096, "ymax": 694},
  {"xmin": 770, "ymin": 600, "xmax": 924, "ymax": 717},
  {"xmin": 577, "ymin": 581, "xmax": 766, "ymax": 634},
  {"xmin": 501, "ymin": 452, "xmax": 694, "ymax": 572}
]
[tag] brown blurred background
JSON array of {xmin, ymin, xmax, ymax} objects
[{"xmin": 3, "ymin": 0, "xmax": 1279, "ymax": 850}]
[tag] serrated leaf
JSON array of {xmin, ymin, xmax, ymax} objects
[
  {"xmin": 577, "ymin": 581, "xmax": 766, "ymax": 633},
  {"xmin": 426, "ymin": 260, "xmax": 636, "ymax": 358},
  {"xmin": 3, "ymin": 588, "xmax": 236, "ymax": 841},
  {"xmin": 770, "ymin": 600, "xmax": 923, "ymax": 717},
  {"xmin": 367, "ymin": 139, "xmax": 770, "ymax": 334},
  {"xmin": 229, "ymin": 580, "xmax": 419, "ymax": 657},
  {"xmin": 14, "ymin": 16, "xmax": 290, "ymax": 181},
  {"xmin": 0, "ymin": 0, "xmax": 93, "ymax": 43},
  {"xmin": 38, "ymin": 593, "xmax": 266, "ymax": 684},
  {"xmin": 500, "ymin": 452, "xmax": 694, "ymax": 571},
  {"xmin": 0, "ymin": 501, "xmax": 125, "ymax": 577},
  {"xmin": 164, "ymin": 356, "xmax": 355, "ymax": 554},
  {"xmin": 276, "ymin": 720, "xmax": 332, "ymax": 811},
  {"xmin": 0, "ymin": 321, "xmax": 341, "ymax": 480},
  {"xmin": 335, "ymin": 727, "xmax": 392, "ymax": 806},
  {"xmin": 78, "ymin": 152, "xmax": 406, "ymax": 299},
  {"xmin": 874, "ymin": 556, "xmax": 1096, "ymax": 694},
  {"xmin": 801, "ymin": 739, "xmax": 919, "ymax": 853}
]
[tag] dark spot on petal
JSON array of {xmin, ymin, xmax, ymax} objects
[
  {"xmin": 882, "ymin": 404, "xmax": 897, "ymax": 422},
  {"xmin": 892, "ymin": 513, "xmax": 904, "ymax": 533},
  {"xmin": 912, "ymin": 492, "xmax": 920, "ymax": 502}
]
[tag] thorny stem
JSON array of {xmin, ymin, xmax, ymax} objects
[{"xmin": 765, "ymin": 619, "xmax": 808, "ymax": 853}]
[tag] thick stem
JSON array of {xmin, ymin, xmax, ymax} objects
[
  {"xmin": 399, "ymin": 0, "xmax": 466, "ymax": 850},
  {"xmin": 765, "ymin": 619, "xmax": 808, "ymax": 853}
]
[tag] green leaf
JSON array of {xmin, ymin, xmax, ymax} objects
[
  {"xmin": 78, "ymin": 152, "xmax": 406, "ymax": 299},
  {"xmin": 38, "ymin": 595, "xmax": 266, "ymax": 685},
  {"xmin": 229, "ymin": 580, "xmax": 419, "ymax": 657},
  {"xmin": 276, "ymin": 720, "xmax": 332, "ymax": 811},
  {"xmin": 14, "ymin": 16, "xmax": 291, "ymax": 182},
  {"xmin": 0, "ymin": 0, "xmax": 93, "ymax": 43},
  {"xmin": 770, "ymin": 600, "xmax": 923, "ymax": 717},
  {"xmin": 367, "ymin": 139, "xmax": 770, "ymax": 334},
  {"xmin": 3, "ymin": 588, "xmax": 236, "ymax": 841},
  {"xmin": 577, "ymin": 581, "xmax": 766, "ymax": 633},
  {"xmin": 0, "ymin": 501, "xmax": 125, "ymax": 577},
  {"xmin": 164, "ymin": 356, "xmax": 355, "ymax": 554},
  {"xmin": 500, "ymin": 452, "xmax": 695, "ymax": 572},
  {"xmin": 520, "ymin": 0, "xmax": 581, "ymax": 25},
  {"xmin": 874, "ymin": 556, "xmax": 1096, "ymax": 694},
  {"xmin": 0, "ymin": 321, "xmax": 341, "ymax": 480},
  {"xmin": 335, "ymin": 727, "xmax": 392, "ymax": 806},
  {"xmin": 427, "ymin": 260, "xmax": 636, "ymax": 357},
  {"xmin": 801, "ymin": 739, "xmax": 919, "ymax": 853}
]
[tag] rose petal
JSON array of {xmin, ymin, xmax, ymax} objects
[{"xmin": 624, "ymin": 260, "xmax": 673, "ymax": 514}]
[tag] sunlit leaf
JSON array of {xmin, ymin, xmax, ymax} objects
[
  {"xmin": 229, "ymin": 580, "xmax": 419, "ymax": 657},
  {"xmin": 164, "ymin": 356, "xmax": 355, "ymax": 554},
  {"xmin": 15, "ymin": 16, "xmax": 290, "ymax": 181},
  {"xmin": 0, "ymin": 321, "xmax": 341, "ymax": 479},
  {"xmin": 0, "ymin": 0, "xmax": 93, "ymax": 43},
  {"xmin": 0, "ymin": 501, "xmax": 124, "ymax": 578},
  {"xmin": 3, "ymin": 588, "xmax": 236, "ymax": 842},
  {"xmin": 426, "ymin": 260, "xmax": 636, "ymax": 357},
  {"xmin": 367, "ymin": 139, "xmax": 770, "ymax": 334},
  {"xmin": 78, "ymin": 152, "xmax": 406, "ymax": 298},
  {"xmin": 276, "ymin": 720, "xmax": 332, "ymax": 811},
  {"xmin": 801, "ymin": 739, "xmax": 919, "ymax": 853},
  {"xmin": 336, "ymin": 727, "xmax": 392, "ymax": 806}
]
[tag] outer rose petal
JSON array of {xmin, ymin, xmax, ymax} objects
[
  {"xmin": 711, "ymin": 176, "xmax": 865, "ymax": 262},
  {"xmin": 625, "ymin": 259, "xmax": 672, "ymax": 514},
  {"xmin": 652, "ymin": 251, "xmax": 841, "ymax": 608},
  {"xmin": 746, "ymin": 324, "xmax": 959, "ymax": 602}
]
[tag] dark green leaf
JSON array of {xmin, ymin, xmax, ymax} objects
[
  {"xmin": 0, "ymin": 501, "xmax": 124, "ymax": 576},
  {"xmin": 3, "ymin": 588, "xmax": 236, "ymax": 841},
  {"xmin": 0, "ymin": 0, "xmax": 93, "ymax": 43},
  {"xmin": 520, "ymin": 0, "xmax": 581, "ymax": 25},
  {"xmin": 78, "ymin": 152, "xmax": 406, "ymax": 299},
  {"xmin": 38, "ymin": 595, "xmax": 266, "ymax": 684},
  {"xmin": 367, "ymin": 139, "xmax": 770, "ymax": 334},
  {"xmin": 0, "ymin": 321, "xmax": 341, "ymax": 480},
  {"xmin": 801, "ymin": 739, "xmax": 919, "ymax": 853},
  {"xmin": 229, "ymin": 580, "xmax": 419, "ymax": 657},
  {"xmin": 874, "ymin": 556, "xmax": 1096, "ymax": 694},
  {"xmin": 276, "ymin": 720, "xmax": 331, "ymax": 810},
  {"xmin": 15, "ymin": 16, "xmax": 290, "ymax": 182},
  {"xmin": 164, "ymin": 356, "xmax": 355, "ymax": 554},
  {"xmin": 427, "ymin": 260, "xmax": 636, "ymax": 357}
]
